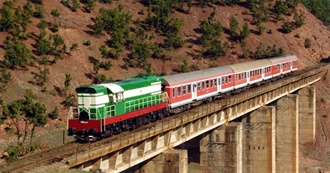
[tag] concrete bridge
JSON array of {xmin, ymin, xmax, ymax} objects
[{"xmin": 33, "ymin": 65, "xmax": 324, "ymax": 173}]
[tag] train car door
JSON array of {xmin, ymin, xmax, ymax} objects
[
  {"xmin": 217, "ymin": 77, "xmax": 221, "ymax": 92},
  {"xmin": 192, "ymin": 83, "xmax": 197, "ymax": 100}
]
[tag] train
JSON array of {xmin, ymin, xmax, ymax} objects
[{"xmin": 67, "ymin": 55, "xmax": 298, "ymax": 141}]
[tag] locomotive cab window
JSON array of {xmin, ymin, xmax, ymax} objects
[
  {"xmin": 109, "ymin": 94, "xmax": 116, "ymax": 103},
  {"xmin": 117, "ymin": 92, "xmax": 124, "ymax": 102},
  {"xmin": 172, "ymin": 88, "xmax": 176, "ymax": 98}
]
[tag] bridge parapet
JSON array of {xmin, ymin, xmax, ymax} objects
[{"xmin": 4, "ymin": 65, "xmax": 322, "ymax": 173}]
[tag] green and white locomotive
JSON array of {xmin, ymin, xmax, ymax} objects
[{"xmin": 68, "ymin": 75, "xmax": 168, "ymax": 141}]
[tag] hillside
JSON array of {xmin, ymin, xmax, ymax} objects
[{"xmin": 0, "ymin": 0, "xmax": 330, "ymax": 171}]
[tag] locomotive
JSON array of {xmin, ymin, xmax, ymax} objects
[{"xmin": 67, "ymin": 55, "xmax": 298, "ymax": 141}]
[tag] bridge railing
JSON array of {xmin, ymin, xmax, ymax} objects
[{"xmin": 68, "ymin": 65, "xmax": 326, "ymax": 167}]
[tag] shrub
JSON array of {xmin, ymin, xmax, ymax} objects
[
  {"xmin": 281, "ymin": 21, "xmax": 293, "ymax": 33},
  {"xmin": 50, "ymin": 23, "xmax": 59, "ymax": 32},
  {"xmin": 304, "ymin": 38, "xmax": 311, "ymax": 48},
  {"xmin": 48, "ymin": 106, "xmax": 59, "ymax": 119},
  {"xmin": 64, "ymin": 93, "xmax": 75, "ymax": 107},
  {"xmin": 93, "ymin": 74, "xmax": 107, "ymax": 84},
  {"xmin": 83, "ymin": 40, "xmax": 91, "ymax": 46},
  {"xmin": 37, "ymin": 20, "xmax": 47, "ymax": 29},
  {"xmin": 99, "ymin": 61, "xmax": 112, "ymax": 70},
  {"xmin": 33, "ymin": 4, "xmax": 45, "ymax": 18}
]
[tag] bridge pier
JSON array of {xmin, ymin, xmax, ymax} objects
[
  {"xmin": 243, "ymin": 106, "xmax": 275, "ymax": 173},
  {"xmin": 275, "ymin": 95, "xmax": 299, "ymax": 173},
  {"xmin": 200, "ymin": 122, "xmax": 243, "ymax": 173},
  {"xmin": 129, "ymin": 149, "xmax": 188, "ymax": 173},
  {"xmin": 298, "ymin": 86, "xmax": 316, "ymax": 144}
]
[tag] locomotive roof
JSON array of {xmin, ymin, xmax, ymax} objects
[
  {"xmin": 226, "ymin": 59, "xmax": 272, "ymax": 73},
  {"xmin": 268, "ymin": 55, "xmax": 297, "ymax": 64},
  {"xmin": 114, "ymin": 75, "xmax": 161, "ymax": 91},
  {"xmin": 162, "ymin": 66, "xmax": 233, "ymax": 85},
  {"xmin": 76, "ymin": 75, "xmax": 162, "ymax": 94}
]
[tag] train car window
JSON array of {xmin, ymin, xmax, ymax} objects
[
  {"xmin": 236, "ymin": 74, "xmax": 238, "ymax": 81},
  {"xmin": 210, "ymin": 79, "xmax": 213, "ymax": 87},
  {"xmin": 214, "ymin": 79, "xmax": 217, "ymax": 86},
  {"xmin": 206, "ymin": 80, "xmax": 209, "ymax": 88},
  {"xmin": 197, "ymin": 82, "xmax": 201, "ymax": 91},
  {"xmin": 202, "ymin": 82, "xmax": 205, "ymax": 90},
  {"xmin": 228, "ymin": 76, "xmax": 231, "ymax": 82},
  {"xmin": 178, "ymin": 87, "xmax": 181, "ymax": 96},
  {"xmin": 188, "ymin": 84, "xmax": 191, "ymax": 93},
  {"xmin": 172, "ymin": 88, "xmax": 176, "ymax": 98},
  {"xmin": 183, "ymin": 85, "xmax": 186, "ymax": 95},
  {"xmin": 221, "ymin": 77, "xmax": 225, "ymax": 84}
]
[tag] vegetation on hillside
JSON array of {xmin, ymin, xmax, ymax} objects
[{"xmin": 301, "ymin": 0, "xmax": 330, "ymax": 26}]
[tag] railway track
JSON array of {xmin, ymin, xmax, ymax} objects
[
  {"xmin": 0, "ymin": 64, "xmax": 326, "ymax": 173},
  {"xmin": 0, "ymin": 142, "xmax": 81, "ymax": 173}
]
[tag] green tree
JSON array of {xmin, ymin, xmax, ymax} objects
[
  {"xmin": 71, "ymin": 0, "xmax": 81, "ymax": 12},
  {"xmin": 64, "ymin": 93, "xmax": 76, "ymax": 107},
  {"xmin": 35, "ymin": 30, "xmax": 51, "ymax": 55},
  {"xmin": 240, "ymin": 23, "xmax": 250, "ymax": 40},
  {"xmin": 64, "ymin": 73, "xmax": 72, "ymax": 89},
  {"xmin": 48, "ymin": 106, "xmax": 59, "ymax": 120},
  {"xmin": 33, "ymin": 4, "xmax": 45, "ymax": 18},
  {"xmin": 70, "ymin": 43, "xmax": 78, "ymax": 52},
  {"xmin": 2, "ymin": 90, "xmax": 47, "ymax": 153},
  {"xmin": 0, "ymin": 1, "xmax": 15, "ymax": 31},
  {"xmin": 304, "ymin": 38, "xmax": 311, "ymax": 48},
  {"xmin": 301, "ymin": 0, "xmax": 330, "ymax": 25},
  {"xmin": 293, "ymin": 11, "xmax": 305, "ymax": 28},
  {"xmin": 229, "ymin": 15, "xmax": 239, "ymax": 40},
  {"xmin": 3, "ymin": 36, "xmax": 32, "ymax": 69},
  {"xmin": 50, "ymin": 9, "xmax": 60, "ymax": 19},
  {"xmin": 202, "ymin": 39, "xmax": 226, "ymax": 58},
  {"xmin": 181, "ymin": 59, "xmax": 188, "ymax": 73},
  {"xmin": 32, "ymin": 68, "xmax": 50, "ymax": 86},
  {"xmin": 99, "ymin": 61, "xmax": 112, "ymax": 70},
  {"xmin": 25, "ymin": 102, "xmax": 47, "ymax": 151},
  {"xmin": 281, "ymin": 21, "xmax": 293, "ymax": 33},
  {"xmin": 93, "ymin": 74, "xmax": 107, "ymax": 84},
  {"xmin": 82, "ymin": 0, "xmax": 96, "ymax": 13}
]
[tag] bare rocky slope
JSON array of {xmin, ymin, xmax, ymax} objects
[{"xmin": 0, "ymin": 0, "xmax": 330, "ymax": 172}]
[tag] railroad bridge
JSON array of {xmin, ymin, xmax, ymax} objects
[{"xmin": 1, "ymin": 65, "xmax": 326, "ymax": 173}]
